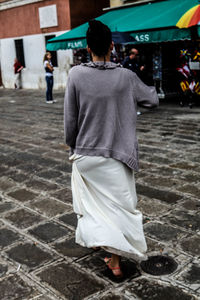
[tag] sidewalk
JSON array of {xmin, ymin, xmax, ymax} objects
[{"xmin": 0, "ymin": 89, "xmax": 199, "ymax": 300}]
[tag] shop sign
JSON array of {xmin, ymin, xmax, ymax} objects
[
  {"xmin": 67, "ymin": 40, "xmax": 85, "ymax": 49},
  {"xmin": 134, "ymin": 33, "xmax": 150, "ymax": 42}
]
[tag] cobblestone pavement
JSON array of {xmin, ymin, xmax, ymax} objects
[{"xmin": 0, "ymin": 88, "xmax": 200, "ymax": 300}]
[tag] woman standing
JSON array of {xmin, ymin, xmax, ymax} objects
[
  {"xmin": 43, "ymin": 52, "xmax": 54, "ymax": 103},
  {"xmin": 64, "ymin": 20, "xmax": 159, "ymax": 278}
]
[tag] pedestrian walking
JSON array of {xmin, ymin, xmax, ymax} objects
[
  {"xmin": 43, "ymin": 52, "xmax": 54, "ymax": 103},
  {"xmin": 13, "ymin": 58, "xmax": 23, "ymax": 89},
  {"xmin": 64, "ymin": 20, "xmax": 159, "ymax": 278}
]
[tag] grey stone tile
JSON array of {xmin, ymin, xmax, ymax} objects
[
  {"xmin": 51, "ymin": 187, "xmax": 72, "ymax": 204},
  {"xmin": 37, "ymin": 170, "xmax": 63, "ymax": 180},
  {"xmin": 25, "ymin": 179, "xmax": 58, "ymax": 192},
  {"xmin": 126, "ymin": 278, "xmax": 196, "ymax": 300},
  {"xmin": 181, "ymin": 199, "xmax": 200, "ymax": 211},
  {"xmin": 53, "ymin": 237, "xmax": 92, "ymax": 258},
  {"xmin": 4, "ymin": 208, "xmax": 44, "ymax": 229},
  {"xmin": 37, "ymin": 262, "xmax": 105, "ymax": 299},
  {"xmin": 0, "ymin": 274, "xmax": 39, "ymax": 300},
  {"xmin": 29, "ymin": 222, "xmax": 69, "ymax": 243},
  {"xmin": 0, "ymin": 178, "xmax": 17, "ymax": 191},
  {"xmin": 0, "ymin": 202, "xmax": 15, "ymax": 213},
  {"xmin": 136, "ymin": 184, "xmax": 182, "ymax": 203},
  {"xmin": 176, "ymin": 262, "xmax": 200, "ymax": 290},
  {"xmin": 28, "ymin": 198, "xmax": 71, "ymax": 217},
  {"xmin": 144, "ymin": 222, "xmax": 185, "ymax": 242},
  {"xmin": 59, "ymin": 212, "xmax": 77, "ymax": 227},
  {"xmin": 180, "ymin": 236, "xmax": 200, "ymax": 256},
  {"xmin": 0, "ymin": 228, "xmax": 20, "ymax": 248},
  {"xmin": 165, "ymin": 210, "xmax": 200, "ymax": 232},
  {"xmin": 6, "ymin": 243, "xmax": 53, "ymax": 269},
  {"xmin": 137, "ymin": 197, "xmax": 170, "ymax": 217},
  {"xmin": 7, "ymin": 189, "xmax": 38, "ymax": 202}
]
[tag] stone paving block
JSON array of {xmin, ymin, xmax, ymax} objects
[
  {"xmin": 7, "ymin": 189, "xmax": 38, "ymax": 204},
  {"xmin": 29, "ymin": 222, "xmax": 69, "ymax": 243},
  {"xmin": 54, "ymin": 162, "xmax": 72, "ymax": 173},
  {"xmin": 126, "ymin": 278, "xmax": 196, "ymax": 300},
  {"xmin": 92, "ymin": 292, "xmax": 128, "ymax": 300},
  {"xmin": 136, "ymin": 184, "xmax": 182, "ymax": 204},
  {"xmin": 144, "ymin": 222, "xmax": 185, "ymax": 242},
  {"xmin": 0, "ymin": 154, "xmax": 21, "ymax": 167},
  {"xmin": 53, "ymin": 174, "xmax": 71, "ymax": 186},
  {"xmin": 4, "ymin": 208, "xmax": 44, "ymax": 229},
  {"xmin": 6, "ymin": 243, "xmax": 53, "ymax": 269},
  {"xmin": 25, "ymin": 179, "xmax": 58, "ymax": 192},
  {"xmin": 37, "ymin": 170, "xmax": 63, "ymax": 180},
  {"xmin": 0, "ymin": 166, "xmax": 9, "ymax": 177},
  {"xmin": 180, "ymin": 236, "xmax": 200, "ymax": 256},
  {"xmin": 151, "ymin": 166, "xmax": 183, "ymax": 177},
  {"xmin": 181, "ymin": 199, "xmax": 200, "ymax": 211},
  {"xmin": 51, "ymin": 187, "xmax": 72, "ymax": 204},
  {"xmin": 0, "ymin": 202, "xmax": 15, "ymax": 213},
  {"xmin": 176, "ymin": 262, "xmax": 200, "ymax": 290},
  {"xmin": 0, "ymin": 178, "xmax": 17, "ymax": 191},
  {"xmin": 170, "ymin": 162, "xmax": 198, "ymax": 170},
  {"xmin": 137, "ymin": 197, "xmax": 170, "ymax": 217},
  {"xmin": 28, "ymin": 198, "xmax": 71, "ymax": 217},
  {"xmin": 178, "ymin": 185, "xmax": 200, "ymax": 198},
  {"xmin": 0, "ymin": 228, "xmax": 20, "ymax": 248},
  {"xmin": 37, "ymin": 262, "xmax": 105, "ymax": 299},
  {"xmin": 142, "ymin": 176, "xmax": 179, "ymax": 188},
  {"xmin": 182, "ymin": 173, "xmax": 200, "ymax": 183},
  {"xmin": 165, "ymin": 210, "xmax": 200, "ymax": 232},
  {"xmin": 17, "ymin": 163, "xmax": 43, "ymax": 173},
  {"xmin": 0, "ymin": 274, "xmax": 40, "ymax": 300},
  {"xmin": 0, "ymin": 261, "xmax": 8, "ymax": 278},
  {"xmin": 53, "ymin": 237, "xmax": 92, "ymax": 258},
  {"xmin": 5, "ymin": 170, "xmax": 29, "ymax": 183},
  {"xmin": 59, "ymin": 212, "xmax": 77, "ymax": 228}
]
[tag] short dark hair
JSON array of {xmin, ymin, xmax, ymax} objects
[{"xmin": 86, "ymin": 20, "xmax": 112, "ymax": 57}]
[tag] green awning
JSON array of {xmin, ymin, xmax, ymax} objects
[{"xmin": 47, "ymin": 0, "xmax": 199, "ymax": 50}]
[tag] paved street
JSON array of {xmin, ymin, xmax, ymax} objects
[{"xmin": 0, "ymin": 88, "xmax": 200, "ymax": 300}]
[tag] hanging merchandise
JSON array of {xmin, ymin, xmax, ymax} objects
[{"xmin": 153, "ymin": 48, "xmax": 162, "ymax": 80}]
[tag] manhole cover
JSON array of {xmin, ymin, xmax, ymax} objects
[{"xmin": 140, "ymin": 255, "xmax": 178, "ymax": 275}]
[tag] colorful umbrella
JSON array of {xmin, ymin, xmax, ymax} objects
[{"xmin": 176, "ymin": 4, "xmax": 200, "ymax": 28}]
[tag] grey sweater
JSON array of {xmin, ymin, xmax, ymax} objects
[{"xmin": 64, "ymin": 61, "xmax": 159, "ymax": 170}]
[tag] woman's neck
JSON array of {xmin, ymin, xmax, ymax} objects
[{"xmin": 92, "ymin": 53, "xmax": 110, "ymax": 62}]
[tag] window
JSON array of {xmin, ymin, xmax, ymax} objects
[
  {"xmin": 45, "ymin": 35, "xmax": 58, "ymax": 67},
  {"xmin": 14, "ymin": 39, "xmax": 25, "ymax": 67}
]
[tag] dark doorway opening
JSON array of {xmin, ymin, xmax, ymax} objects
[
  {"xmin": 14, "ymin": 39, "xmax": 25, "ymax": 67},
  {"xmin": 45, "ymin": 35, "xmax": 58, "ymax": 67}
]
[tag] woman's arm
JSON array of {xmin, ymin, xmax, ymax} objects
[
  {"xmin": 64, "ymin": 73, "xmax": 78, "ymax": 148},
  {"xmin": 46, "ymin": 62, "xmax": 54, "ymax": 72},
  {"xmin": 133, "ymin": 74, "xmax": 159, "ymax": 108}
]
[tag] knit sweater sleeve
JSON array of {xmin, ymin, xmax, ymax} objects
[
  {"xmin": 133, "ymin": 73, "xmax": 159, "ymax": 108},
  {"xmin": 64, "ymin": 72, "xmax": 79, "ymax": 148}
]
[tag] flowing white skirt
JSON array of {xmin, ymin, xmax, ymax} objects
[{"xmin": 70, "ymin": 154, "xmax": 147, "ymax": 261}]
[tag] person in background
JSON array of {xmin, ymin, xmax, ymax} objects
[
  {"xmin": 13, "ymin": 58, "xmax": 23, "ymax": 89},
  {"xmin": 123, "ymin": 48, "xmax": 145, "ymax": 78},
  {"xmin": 43, "ymin": 52, "xmax": 54, "ymax": 103},
  {"xmin": 123, "ymin": 48, "xmax": 145, "ymax": 115},
  {"xmin": 64, "ymin": 20, "xmax": 158, "ymax": 278}
]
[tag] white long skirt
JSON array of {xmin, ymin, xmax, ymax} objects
[{"xmin": 70, "ymin": 154, "xmax": 147, "ymax": 261}]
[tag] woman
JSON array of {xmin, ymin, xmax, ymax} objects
[
  {"xmin": 43, "ymin": 52, "xmax": 54, "ymax": 103},
  {"xmin": 64, "ymin": 20, "xmax": 158, "ymax": 278}
]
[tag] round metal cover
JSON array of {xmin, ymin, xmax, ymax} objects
[{"xmin": 140, "ymin": 255, "xmax": 178, "ymax": 275}]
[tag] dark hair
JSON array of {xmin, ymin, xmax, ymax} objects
[{"xmin": 86, "ymin": 20, "xmax": 112, "ymax": 57}]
